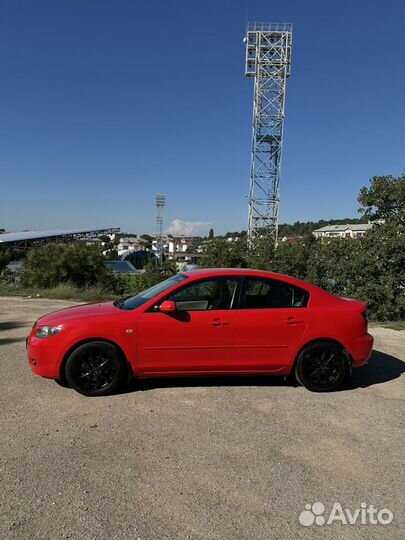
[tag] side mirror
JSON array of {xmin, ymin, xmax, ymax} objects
[{"xmin": 159, "ymin": 300, "xmax": 176, "ymax": 313}]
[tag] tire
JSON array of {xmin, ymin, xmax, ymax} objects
[
  {"xmin": 64, "ymin": 341, "xmax": 127, "ymax": 397},
  {"xmin": 54, "ymin": 377, "xmax": 70, "ymax": 388},
  {"xmin": 295, "ymin": 341, "xmax": 348, "ymax": 392}
]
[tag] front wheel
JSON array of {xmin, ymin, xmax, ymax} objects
[
  {"xmin": 64, "ymin": 341, "xmax": 126, "ymax": 397},
  {"xmin": 295, "ymin": 341, "xmax": 348, "ymax": 392}
]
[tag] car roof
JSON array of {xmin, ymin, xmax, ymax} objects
[
  {"xmin": 183, "ymin": 268, "xmax": 279, "ymax": 278},
  {"xmin": 182, "ymin": 268, "xmax": 313, "ymax": 288},
  {"xmin": 180, "ymin": 268, "xmax": 337, "ymax": 303}
]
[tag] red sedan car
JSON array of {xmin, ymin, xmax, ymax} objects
[{"xmin": 27, "ymin": 268, "xmax": 373, "ymax": 396}]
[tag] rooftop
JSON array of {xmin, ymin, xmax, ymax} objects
[
  {"xmin": 103, "ymin": 260, "xmax": 140, "ymax": 274},
  {"xmin": 313, "ymin": 224, "xmax": 373, "ymax": 233},
  {"xmin": 0, "ymin": 227, "xmax": 120, "ymax": 245}
]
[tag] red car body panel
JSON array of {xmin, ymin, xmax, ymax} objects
[
  {"xmin": 27, "ymin": 268, "xmax": 373, "ymax": 381},
  {"xmin": 137, "ymin": 309, "xmax": 237, "ymax": 373}
]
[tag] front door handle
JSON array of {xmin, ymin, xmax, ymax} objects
[
  {"xmin": 209, "ymin": 319, "xmax": 230, "ymax": 327},
  {"xmin": 284, "ymin": 317, "xmax": 304, "ymax": 325}
]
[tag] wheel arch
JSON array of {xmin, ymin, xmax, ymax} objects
[
  {"xmin": 291, "ymin": 337, "xmax": 352, "ymax": 375},
  {"xmin": 59, "ymin": 337, "xmax": 133, "ymax": 381}
]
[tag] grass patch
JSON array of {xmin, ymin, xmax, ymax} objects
[
  {"xmin": 0, "ymin": 283, "xmax": 116, "ymax": 303},
  {"xmin": 371, "ymin": 320, "xmax": 405, "ymax": 331}
]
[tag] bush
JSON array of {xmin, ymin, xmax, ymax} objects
[
  {"xmin": 0, "ymin": 248, "xmax": 11, "ymax": 272},
  {"xmin": 20, "ymin": 243, "xmax": 121, "ymax": 292}
]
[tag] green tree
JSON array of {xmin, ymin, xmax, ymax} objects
[
  {"xmin": 200, "ymin": 238, "xmax": 248, "ymax": 268},
  {"xmin": 355, "ymin": 175, "xmax": 405, "ymax": 319},
  {"xmin": 358, "ymin": 174, "xmax": 405, "ymax": 226},
  {"xmin": 247, "ymin": 236, "xmax": 275, "ymax": 270},
  {"xmin": 273, "ymin": 241, "xmax": 311, "ymax": 279}
]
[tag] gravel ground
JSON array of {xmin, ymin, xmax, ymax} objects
[{"xmin": 0, "ymin": 296, "xmax": 404, "ymax": 540}]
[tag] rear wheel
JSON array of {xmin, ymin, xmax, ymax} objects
[
  {"xmin": 295, "ymin": 341, "xmax": 348, "ymax": 392},
  {"xmin": 64, "ymin": 341, "xmax": 126, "ymax": 397}
]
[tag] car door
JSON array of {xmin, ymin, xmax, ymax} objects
[
  {"xmin": 232, "ymin": 277, "xmax": 310, "ymax": 372},
  {"xmin": 137, "ymin": 277, "xmax": 240, "ymax": 374}
]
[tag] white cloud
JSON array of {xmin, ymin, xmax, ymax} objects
[{"xmin": 166, "ymin": 218, "xmax": 211, "ymax": 236}]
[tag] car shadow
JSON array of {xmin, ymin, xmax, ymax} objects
[
  {"xmin": 341, "ymin": 349, "xmax": 405, "ymax": 390},
  {"xmin": 0, "ymin": 321, "xmax": 30, "ymax": 347},
  {"xmin": 0, "ymin": 336, "xmax": 27, "ymax": 346},
  {"xmin": 128, "ymin": 373, "xmax": 292, "ymax": 393},
  {"xmin": 0, "ymin": 321, "xmax": 29, "ymax": 331},
  {"xmin": 121, "ymin": 349, "xmax": 404, "ymax": 394}
]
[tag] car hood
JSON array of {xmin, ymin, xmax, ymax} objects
[{"xmin": 35, "ymin": 301, "xmax": 120, "ymax": 326}]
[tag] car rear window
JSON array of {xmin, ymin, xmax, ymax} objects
[{"xmin": 241, "ymin": 278, "xmax": 309, "ymax": 309}]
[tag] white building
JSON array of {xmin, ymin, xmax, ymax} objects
[
  {"xmin": 152, "ymin": 236, "xmax": 193, "ymax": 256},
  {"xmin": 117, "ymin": 236, "xmax": 142, "ymax": 257},
  {"xmin": 313, "ymin": 223, "xmax": 373, "ymax": 239}
]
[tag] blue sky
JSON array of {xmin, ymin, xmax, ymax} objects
[{"xmin": 0, "ymin": 0, "xmax": 404, "ymax": 235}]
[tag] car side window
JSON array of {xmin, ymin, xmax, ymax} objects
[
  {"xmin": 241, "ymin": 278, "xmax": 308, "ymax": 309},
  {"xmin": 168, "ymin": 278, "xmax": 239, "ymax": 311}
]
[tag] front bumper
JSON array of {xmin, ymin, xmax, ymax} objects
[
  {"xmin": 27, "ymin": 334, "xmax": 63, "ymax": 379},
  {"xmin": 346, "ymin": 333, "xmax": 374, "ymax": 368}
]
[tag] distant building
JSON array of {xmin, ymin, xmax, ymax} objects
[
  {"xmin": 226, "ymin": 236, "xmax": 241, "ymax": 242},
  {"xmin": 117, "ymin": 237, "xmax": 143, "ymax": 257},
  {"xmin": 312, "ymin": 223, "xmax": 373, "ymax": 239},
  {"xmin": 151, "ymin": 236, "xmax": 195, "ymax": 257},
  {"xmin": 103, "ymin": 260, "xmax": 141, "ymax": 274},
  {"xmin": 84, "ymin": 237, "xmax": 103, "ymax": 246},
  {"xmin": 168, "ymin": 236, "xmax": 194, "ymax": 254}
]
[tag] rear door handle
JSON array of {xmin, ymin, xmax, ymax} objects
[
  {"xmin": 284, "ymin": 317, "xmax": 305, "ymax": 325},
  {"xmin": 209, "ymin": 319, "xmax": 230, "ymax": 327}
]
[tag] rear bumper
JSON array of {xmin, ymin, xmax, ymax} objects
[{"xmin": 346, "ymin": 333, "xmax": 374, "ymax": 368}]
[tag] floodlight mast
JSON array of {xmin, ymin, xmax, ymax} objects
[
  {"xmin": 245, "ymin": 22, "xmax": 292, "ymax": 245},
  {"xmin": 155, "ymin": 194, "xmax": 166, "ymax": 265}
]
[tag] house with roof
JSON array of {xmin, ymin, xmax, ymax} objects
[{"xmin": 312, "ymin": 223, "xmax": 373, "ymax": 239}]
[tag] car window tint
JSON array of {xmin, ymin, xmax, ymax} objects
[
  {"xmin": 169, "ymin": 278, "xmax": 238, "ymax": 311},
  {"xmin": 241, "ymin": 278, "xmax": 308, "ymax": 309}
]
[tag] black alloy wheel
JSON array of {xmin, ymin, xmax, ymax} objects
[
  {"xmin": 64, "ymin": 341, "xmax": 126, "ymax": 397},
  {"xmin": 295, "ymin": 341, "xmax": 348, "ymax": 392}
]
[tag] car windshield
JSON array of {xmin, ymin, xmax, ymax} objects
[{"xmin": 114, "ymin": 273, "xmax": 188, "ymax": 310}]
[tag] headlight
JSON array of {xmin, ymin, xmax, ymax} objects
[{"xmin": 35, "ymin": 326, "xmax": 62, "ymax": 339}]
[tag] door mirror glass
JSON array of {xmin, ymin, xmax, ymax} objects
[{"xmin": 159, "ymin": 300, "xmax": 177, "ymax": 313}]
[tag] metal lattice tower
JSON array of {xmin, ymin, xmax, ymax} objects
[
  {"xmin": 245, "ymin": 22, "xmax": 292, "ymax": 244},
  {"xmin": 155, "ymin": 194, "xmax": 166, "ymax": 265}
]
